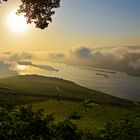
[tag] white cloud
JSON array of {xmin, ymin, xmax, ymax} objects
[{"xmin": 69, "ymin": 46, "xmax": 93, "ymax": 59}]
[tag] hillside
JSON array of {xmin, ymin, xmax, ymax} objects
[
  {"xmin": 0, "ymin": 74, "xmax": 133, "ymax": 107},
  {"xmin": 0, "ymin": 74, "xmax": 139, "ymax": 132}
]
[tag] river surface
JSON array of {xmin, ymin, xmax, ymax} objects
[{"xmin": 19, "ymin": 62, "xmax": 140, "ymax": 102}]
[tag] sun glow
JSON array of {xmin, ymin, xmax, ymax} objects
[{"xmin": 7, "ymin": 11, "xmax": 27, "ymax": 33}]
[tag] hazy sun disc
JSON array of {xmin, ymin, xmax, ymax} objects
[{"xmin": 7, "ymin": 11, "xmax": 27, "ymax": 33}]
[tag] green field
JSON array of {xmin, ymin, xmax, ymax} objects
[
  {"xmin": 0, "ymin": 75, "xmax": 139, "ymax": 131},
  {"xmin": 33, "ymin": 100, "xmax": 130, "ymax": 132}
]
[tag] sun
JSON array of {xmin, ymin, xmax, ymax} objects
[
  {"xmin": 17, "ymin": 65, "xmax": 26, "ymax": 70},
  {"xmin": 7, "ymin": 11, "xmax": 27, "ymax": 33}
]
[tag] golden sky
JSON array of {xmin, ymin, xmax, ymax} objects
[{"xmin": 0, "ymin": 0, "xmax": 140, "ymax": 52}]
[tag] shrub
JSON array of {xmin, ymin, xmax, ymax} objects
[
  {"xmin": 55, "ymin": 120, "xmax": 81, "ymax": 140},
  {"xmin": 96, "ymin": 110, "xmax": 140, "ymax": 140},
  {"xmin": 0, "ymin": 105, "xmax": 54, "ymax": 140},
  {"xmin": 67, "ymin": 112, "xmax": 81, "ymax": 120}
]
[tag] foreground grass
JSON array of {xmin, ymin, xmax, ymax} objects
[{"xmin": 33, "ymin": 100, "xmax": 130, "ymax": 132}]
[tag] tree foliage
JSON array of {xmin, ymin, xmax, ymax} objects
[
  {"xmin": 1, "ymin": 0, "xmax": 61, "ymax": 29},
  {"xmin": 96, "ymin": 109, "xmax": 140, "ymax": 140},
  {"xmin": 0, "ymin": 105, "xmax": 55, "ymax": 140}
]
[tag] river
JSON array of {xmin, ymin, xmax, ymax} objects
[{"xmin": 19, "ymin": 62, "xmax": 140, "ymax": 102}]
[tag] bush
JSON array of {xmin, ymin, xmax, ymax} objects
[
  {"xmin": 55, "ymin": 120, "xmax": 81, "ymax": 140},
  {"xmin": 81, "ymin": 130, "xmax": 94, "ymax": 140},
  {"xmin": 0, "ymin": 105, "xmax": 54, "ymax": 140},
  {"xmin": 96, "ymin": 110, "xmax": 140, "ymax": 140},
  {"xmin": 78, "ymin": 99, "xmax": 97, "ymax": 113},
  {"xmin": 67, "ymin": 112, "xmax": 81, "ymax": 120}
]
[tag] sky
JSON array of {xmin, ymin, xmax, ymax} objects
[{"xmin": 0, "ymin": 0, "xmax": 140, "ymax": 52}]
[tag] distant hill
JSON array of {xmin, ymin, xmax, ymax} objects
[{"xmin": 0, "ymin": 74, "xmax": 133, "ymax": 107}]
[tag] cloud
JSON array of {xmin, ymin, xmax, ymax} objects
[
  {"xmin": 68, "ymin": 45, "xmax": 140, "ymax": 63},
  {"xmin": 9, "ymin": 52, "xmax": 33, "ymax": 62},
  {"xmin": 69, "ymin": 46, "xmax": 93, "ymax": 59},
  {"xmin": 17, "ymin": 61, "xmax": 58, "ymax": 72},
  {"xmin": 47, "ymin": 45, "xmax": 140, "ymax": 76},
  {"xmin": 0, "ymin": 46, "xmax": 139, "ymax": 77},
  {"xmin": 123, "ymin": 53, "xmax": 140, "ymax": 69},
  {"xmin": 64, "ymin": 46, "xmax": 119, "ymax": 66},
  {"xmin": 95, "ymin": 47, "xmax": 140, "ymax": 72},
  {"xmin": 125, "ymin": 46, "xmax": 140, "ymax": 50},
  {"xmin": 0, "ymin": 61, "xmax": 18, "ymax": 78},
  {"xmin": 129, "ymin": 59, "xmax": 140, "ymax": 69}
]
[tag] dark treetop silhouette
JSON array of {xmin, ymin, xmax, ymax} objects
[{"xmin": 1, "ymin": 0, "xmax": 61, "ymax": 29}]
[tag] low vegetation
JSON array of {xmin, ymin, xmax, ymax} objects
[
  {"xmin": 0, "ymin": 104, "xmax": 140, "ymax": 140},
  {"xmin": 0, "ymin": 75, "xmax": 140, "ymax": 139}
]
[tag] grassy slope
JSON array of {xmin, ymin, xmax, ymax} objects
[
  {"xmin": 0, "ymin": 75, "xmax": 139, "ymax": 131},
  {"xmin": 0, "ymin": 75, "xmax": 133, "ymax": 107},
  {"xmin": 33, "ymin": 100, "xmax": 129, "ymax": 132}
]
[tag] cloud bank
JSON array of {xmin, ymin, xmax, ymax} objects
[
  {"xmin": 0, "ymin": 46, "xmax": 140, "ymax": 77},
  {"xmin": 46, "ymin": 46, "xmax": 140, "ymax": 76}
]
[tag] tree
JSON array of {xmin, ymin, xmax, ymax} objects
[
  {"xmin": 1, "ymin": 0, "xmax": 61, "ymax": 29},
  {"xmin": 0, "ymin": 105, "xmax": 55, "ymax": 140}
]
